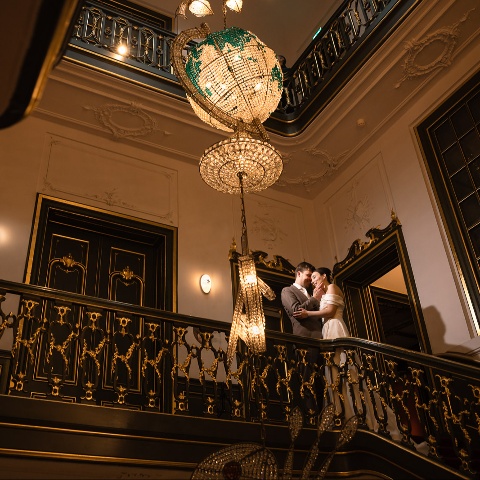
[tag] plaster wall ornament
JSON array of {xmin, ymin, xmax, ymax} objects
[
  {"xmin": 344, "ymin": 181, "xmax": 372, "ymax": 232},
  {"xmin": 276, "ymin": 148, "xmax": 349, "ymax": 190},
  {"xmin": 38, "ymin": 135, "xmax": 178, "ymax": 225},
  {"xmin": 82, "ymin": 189, "xmax": 174, "ymax": 223},
  {"xmin": 86, "ymin": 187, "xmax": 136, "ymax": 209},
  {"xmin": 84, "ymin": 102, "xmax": 159, "ymax": 138},
  {"xmin": 252, "ymin": 209, "xmax": 287, "ymax": 249},
  {"xmin": 41, "ymin": 139, "xmax": 62, "ymax": 193},
  {"xmin": 395, "ymin": 9, "xmax": 475, "ymax": 88},
  {"xmin": 279, "ymin": 150, "xmax": 295, "ymax": 165}
]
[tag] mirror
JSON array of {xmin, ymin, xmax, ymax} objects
[{"xmin": 332, "ymin": 214, "xmax": 431, "ymax": 353}]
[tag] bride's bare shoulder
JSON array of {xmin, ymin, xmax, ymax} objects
[{"xmin": 329, "ymin": 284, "xmax": 343, "ymax": 297}]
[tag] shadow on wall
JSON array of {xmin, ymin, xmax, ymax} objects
[{"xmin": 422, "ymin": 305, "xmax": 476, "ymax": 358}]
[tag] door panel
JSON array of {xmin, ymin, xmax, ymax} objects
[
  {"xmin": 17, "ymin": 195, "xmax": 177, "ymax": 405},
  {"xmin": 29, "ymin": 196, "xmax": 174, "ymax": 310}
]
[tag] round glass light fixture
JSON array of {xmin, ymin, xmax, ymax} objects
[
  {"xmin": 199, "ymin": 134, "xmax": 283, "ymax": 194},
  {"xmin": 200, "ymin": 274, "xmax": 212, "ymax": 294}
]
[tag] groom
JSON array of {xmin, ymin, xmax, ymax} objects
[
  {"xmin": 281, "ymin": 262, "xmax": 323, "ymax": 338},
  {"xmin": 281, "ymin": 262, "xmax": 324, "ymax": 414}
]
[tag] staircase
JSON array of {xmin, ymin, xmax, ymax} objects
[{"xmin": 0, "ymin": 279, "xmax": 479, "ymax": 479}]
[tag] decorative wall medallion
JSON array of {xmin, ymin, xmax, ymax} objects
[
  {"xmin": 84, "ymin": 102, "xmax": 158, "ymax": 138},
  {"xmin": 344, "ymin": 181, "xmax": 372, "ymax": 232},
  {"xmin": 252, "ymin": 209, "xmax": 287, "ymax": 249},
  {"xmin": 276, "ymin": 148, "xmax": 349, "ymax": 190},
  {"xmin": 395, "ymin": 9, "xmax": 474, "ymax": 88}
]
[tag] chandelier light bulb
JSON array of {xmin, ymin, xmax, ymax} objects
[
  {"xmin": 250, "ymin": 325, "xmax": 261, "ymax": 335},
  {"xmin": 225, "ymin": 0, "xmax": 243, "ymax": 12},
  {"xmin": 188, "ymin": 0, "xmax": 214, "ymax": 16},
  {"xmin": 117, "ymin": 44, "xmax": 128, "ymax": 56}
]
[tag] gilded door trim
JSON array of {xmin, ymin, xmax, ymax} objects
[
  {"xmin": 25, "ymin": 194, "xmax": 177, "ymax": 312},
  {"xmin": 332, "ymin": 213, "xmax": 431, "ymax": 353}
]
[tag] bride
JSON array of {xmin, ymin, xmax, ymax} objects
[{"xmin": 293, "ymin": 267, "xmax": 403, "ymax": 442}]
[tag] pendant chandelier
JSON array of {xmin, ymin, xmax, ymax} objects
[
  {"xmin": 172, "ymin": 0, "xmax": 281, "ymax": 364},
  {"xmin": 171, "ymin": 13, "xmax": 283, "ymax": 143},
  {"xmin": 200, "ymin": 132, "xmax": 283, "ymax": 195},
  {"xmin": 225, "ymin": 172, "xmax": 275, "ymax": 366}
]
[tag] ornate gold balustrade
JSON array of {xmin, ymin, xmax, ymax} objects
[{"xmin": 0, "ymin": 279, "xmax": 479, "ymax": 477}]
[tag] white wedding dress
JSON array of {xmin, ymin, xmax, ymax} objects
[{"xmin": 320, "ymin": 293, "xmax": 402, "ymax": 442}]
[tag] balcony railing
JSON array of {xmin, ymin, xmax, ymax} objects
[
  {"xmin": 0, "ymin": 279, "xmax": 479, "ymax": 477},
  {"xmin": 64, "ymin": 0, "xmax": 421, "ymax": 136}
]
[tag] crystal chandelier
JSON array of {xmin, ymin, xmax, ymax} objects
[
  {"xmin": 200, "ymin": 132, "xmax": 283, "ymax": 195},
  {"xmin": 171, "ymin": 21, "xmax": 283, "ymax": 141},
  {"xmin": 225, "ymin": 173, "xmax": 275, "ymax": 366},
  {"xmin": 184, "ymin": 26, "xmax": 282, "ymax": 130},
  {"xmin": 191, "ymin": 405, "xmax": 359, "ymax": 479},
  {"xmin": 172, "ymin": 0, "xmax": 281, "ymax": 364}
]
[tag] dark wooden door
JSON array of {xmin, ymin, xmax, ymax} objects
[
  {"xmin": 29, "ymin": 197, "xmax": 175, "ymax": 310},
  {"xmin": 17, "ymin": 195, "xmax": 176, "ymax": 406}
]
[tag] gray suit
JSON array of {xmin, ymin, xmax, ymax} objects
[{"xmin": 281, "ymin": 285, "xmax": 322, "ymax": 338}]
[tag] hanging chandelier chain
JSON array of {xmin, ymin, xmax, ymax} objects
[
  {"xmin": 238, "ymin": 172, "xmax": 249, "ymax": 255},
  {"xmin": 222, "ymin": 0, "xmax": 227, "ymax": 29}
]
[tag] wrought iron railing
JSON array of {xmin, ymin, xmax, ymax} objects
[
  {"xmin": 66, "ymin": 0, "xmax": 186, "ymax": 97},
  {"xmin": 0, "ymin": 279, "xmax": 479, "ymax": 476},
  {"xmin": 273, "ymin": 0, "xmax": 420, "ymax": 133},
  {"xmin": 277, "ymin": 0, "xmax": 398, "ymax": 113},
  {"xmin": 64, "ymin": 0, "xmax": 420, "ymax": 135}
]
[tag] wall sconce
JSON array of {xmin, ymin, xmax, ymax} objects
[{"xmin": 200, "ymin": 274, "xmax": 212, "ymax": 294}]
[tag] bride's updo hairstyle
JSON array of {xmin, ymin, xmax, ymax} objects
[{"xmin": 315, "ymin": 267, "xmax": 333, "ymax": 283}]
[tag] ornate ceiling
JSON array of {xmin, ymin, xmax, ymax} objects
[{"xmin": 3, "ymin": 0, "xmax": 480, "ymax": 199}]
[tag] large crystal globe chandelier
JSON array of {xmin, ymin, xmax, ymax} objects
[
  {"xmin": 173, "ymin": 2, "xmax": 283, "ymax": 141},
  {"xmin": 172, "ymin": 0, "xmax": 281, "ymax": 365},
  {"xmin": 184, "ymin": 26, "xmax": 282, "ymax": 128}
]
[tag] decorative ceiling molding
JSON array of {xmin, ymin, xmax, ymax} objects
[
  {"xmin": 276, "ymin": 147, "xmax": 349, "ymax": 191},
  {"xmin": 84, "ymin": 102, "xmax": 159, "ymax": 138},
  {"xmin": 395, "ymin": 8, "xmax": 475, "ymax": 88},
  {"xmin": 279, "ymin": 150, "xmax": 295, "ymax": 165}
]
